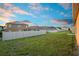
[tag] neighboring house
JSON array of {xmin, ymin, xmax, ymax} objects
[
  {"xmin": 27, "ymin": 26, "xmax": 57, "ymax": 31},
  {"xmin": 27, "ymin": 26, "xmax": 39, "ymax": 31},
  {"xmin": 5, "ymin": 21, "xmax": 29, "ymax": 31},
  {"xmin": 38, "ymin": 26, "xmax": 57, "ymax": 31},
  {"xmin": 60, "ymin": 26, "xmax": 68, "ymax": 30},
  {"xmin": 5, "ymin": 20, "xmax": 59, "ymax": 32},
  {"xmin": 5, "ymin": 20, "xmax": 40, "ymax": 31}
]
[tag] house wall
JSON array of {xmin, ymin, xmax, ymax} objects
[
  {"xmin": 38, "ymin": 27, "xmax": 56, "ymax": 31},
  {"xmin": 72, "ymin": 3, "xmax": 79, "ymax": 21},
  {"xmin": 6, "ymin": 23, "xmax": 28, "ymax": 31},
  {"xmin": 72, "ymin": 3, "xmax": 79, "ymax": 47},
  {"xmin": 76, "ymin": 12, "xmax": 79, "ymax": 47}
]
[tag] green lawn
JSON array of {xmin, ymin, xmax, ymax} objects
[{"xmin": 0, "ymin": 31, "xmax": 75, "ymax": 56}]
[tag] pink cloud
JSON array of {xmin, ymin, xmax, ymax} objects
[
  {"xmin": 0, "ymin": 8, "xmax": 12, "ymax": 13},
  {"xmin": 2, "ymin": 3, "xmax": 36, "ymax": 18},
  {"xmin": 58, "ymin": 3, "xmax": 70, "ymax": 10},
  {"xmin": 0, "ymin": 7, "xmax": 16, "ymax": 18},
  {"xmin": 4, "ymin": 3, "xmax": 13, "ymax": 7},
  {"xmin": 3, "ymin": 3, "xmax": 35, "ymax": 17},
  {"xmin": 2, "ymin": 12, "xmax": 16, "ymax": 18},
  {"xmin": 2, "ymin": 4, "xmax": 28, "ymax": 15},
  {"xmin": 12, "ymin": 7, "xmax": 27, "ymax": 14},
  {"xmin": 0, "ymin": 8, "xmax": 6, "ymax": 13},
  {"xmin": 52, "ymin": 19, "xmax": 68, "ymax": 25},
  {"xmin": 11, "ymin": 7, "xmax": 36, "ymax": 17}
]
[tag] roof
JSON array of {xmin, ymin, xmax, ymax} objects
[
  {"xmin": 23, "ymin": 20, "xmax": 31, "ymax": 23},
  {"xmin": 6, "ymin": 20, "xmax": 31, "ymax": 25}
]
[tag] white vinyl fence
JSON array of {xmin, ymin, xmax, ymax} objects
[{"xmin": 2, "ymin": 30, "xmax": 46, "ymax": 40}]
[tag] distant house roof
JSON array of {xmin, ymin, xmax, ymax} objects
[
  {"xmin": 6, "ymin": 20, "xmax": 37, "ymax": 26},
  {"xmin": 23, "ymin": 20, "xmax": 31, "ymax": 23},
  {"xmin": 6, "ymin": 20, "xmax": 31, "ymax": 25}
]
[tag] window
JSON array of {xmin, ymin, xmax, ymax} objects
[
  {"xmin": 8, "ymin": 24, "xmax": 12, "ymax": 28},
  {"xmin": 8, "ymin": 24, "xmax": 17, "ymax": 28},
  {"xmin": 8, "ymin": 24, "xmax": 22, "ymax": 28},
  {"xmin": 12, "ymin": 24, "xmax": 17, "ymax": 28},
  {"xmin": 17, "ymin": 25, "xmax": 21, "ymax": 28}
]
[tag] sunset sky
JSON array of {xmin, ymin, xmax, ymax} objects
[{"xmin": 0, "ymin": 3, "xmax": 73, "ymax": 27}]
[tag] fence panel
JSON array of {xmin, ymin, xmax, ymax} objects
[{"xmin": 2, "ymin": 30, "xmax": 46, "ymax": 40}]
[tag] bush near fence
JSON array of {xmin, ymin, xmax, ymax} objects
[{"xmin": 0, "ymin": 31, "xmax": 2, "ymax": 37}]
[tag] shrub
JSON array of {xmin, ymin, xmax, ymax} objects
[{"xmin": 0, "ymin": 31, "xmax": 2, "ymax": 37}]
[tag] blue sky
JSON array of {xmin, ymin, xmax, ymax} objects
[{"xmin": 0, "ymin": 3, "xmax": 73, "ymax": 27}]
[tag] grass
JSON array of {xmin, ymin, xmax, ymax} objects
[{"xmin": 0, "ymin": 31, "xmax": 75, "ymax": 56}]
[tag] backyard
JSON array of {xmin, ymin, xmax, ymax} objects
[{"xmin": 0, "ymin": 31, "xmax": 75, "ymax": 56}]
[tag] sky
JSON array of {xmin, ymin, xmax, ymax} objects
[{"xmin": 0, "ymin": 3, "xmax": 73, "ymax": 27}]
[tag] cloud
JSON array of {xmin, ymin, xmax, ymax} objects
[
  {"xmin": 64, "ymin": 14, "xmax": 68, "ymax": 17},
  {"xmin": 3, "ymin": 3, "xmax": 36, "ymax": 18},
  {"xmin": 0, "ymin": 8, "xmax": 5, "ymax": 13},
  {"xmin": 0, "ymin": 3, "xmax": 36, "ymax": 18},
  {"xmin": 4, "ymin": 3, "xmax": 13, "ymax": 7},
  {"xmin": 60, "ymin": 12, "xmax": 65, "ymax": 15},
  {"xmin": 0, "ymin": 8, "xmax": 12, "ymax": 13},
  {"xmin": 0, "ymin": 7, "xmax": 16, "ymax": 18},
  {"xmin": 0, "ymin": 3, "xmax": 37, "ymax": 25},
  {"xmin": 60, "ymin": 11, "xmax": 67, "ymax": 17},
  {"xmin": 60, "ymin": 11, "xmax": 71, "ymax": 18},
  {"xmin": 11, "ymin": 7, "xmax": 36, "ymax": 17},
  {"xmin": 0, "ymin": 16, "xmax": 14, "ymax": 22},
  {"xmin": 2, "ymin": 12, "xmax": 16, "ymax": 18},
  {"xmin": 12, "ymin": 7, "xmax": 34, "ymax": 16},
  {"xmin": 12, "ymin": 7, "xmax": 27, "ymax": 14},
  {"xmin": 29, "ymin": 3, "xmax": 41, "ymax": 11},
  {"xmin": 41, "ymin": 15, "xmax": 52, "ymax": 20},
  {"xmin": 0, "ymin": 7, "xmax": 16, "ymax": 23},
  {"xmin": 51, "ymin": 19, "xmax": 68, "ymax": 25},
  {"xmin": 29, "ymin": 3, "xmax": 49, "ymax": 11},
  {"xmin": 58, "ymin": 3, "xmax": 70, "ymax": 10}
]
